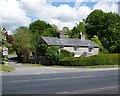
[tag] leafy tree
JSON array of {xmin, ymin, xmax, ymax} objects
[
  {"xmin": 29, "ymin": 20, "xmax": 58, "ymax": 54},
  {"xmin": 91, "ymin": 35, "xmax": 108, "ymax": 53},
  {"xmin": 85, "ymin": 10, "xmax": 120, "ymax": 53},
  {"xmin": 42, "ymin": 28, "xmax": 57, "ymax": 37},
  {"xmin": 70, "ymin": 20, "xmax": 86, "ymax": 38},
  {"xmin": 29, "ymin": 20, "xmax": 49, "ymax": 34},
  {"xmin": 13, "ymin": 27, "xmax": 32, "ymax": 63},
  {"xmin": 63, "ymin": 27, "xmax": 71, "ymax": 35},
  {"xmin": 36, "ymin": 44, "xmax": 48, "ymax": 56},
  {"xmin": 0, "ymin": 27, "xmax": 14, "ymax": 62},
  {"xmin": 108, "ymin": 22, "xmax": 120, "ymax": 53},
  {"xmin": 52, "ymin": 24, "xmax": 58, "ymax": 31}
]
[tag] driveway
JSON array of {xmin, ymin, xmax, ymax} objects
[{"xmin": 2, "ymin": 61, "xmax": 118, "ymax": 76}]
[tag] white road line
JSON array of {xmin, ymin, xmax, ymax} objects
[
  {"xmin": 57, "ymin": 86, "xmax": 118, "ymax": 94},
  {"xmin": 10, "ymin": 74, "xmax": 109, "ymax": 83},
  {"xmin": 11, "ymin": 80, "xmax": 30, "ymax": 83}
]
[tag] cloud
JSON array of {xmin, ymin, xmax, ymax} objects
[
  {"xmin": 20, "ymin": 0, "xmax": 91, "ymax": 29},
  {"xmin": 93, "ymin": 0, "xmax": 118, "ymax": 13},
  {"xmin": 0, "ymin": 0, "xmax": 31, "ymax": 31},
  {"xmin": 1, "ymin": 0, "xmax": 118, "ymax": 31}
]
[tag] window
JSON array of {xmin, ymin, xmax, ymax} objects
[
  {"xmin": 74, "ymin": 47, "xmax": 79, "ymax": 51},
  {"xmin": 89, "ymin": 48, "xmax": 93, "ymax": 52}
]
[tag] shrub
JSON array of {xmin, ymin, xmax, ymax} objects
[
  {"xmin": 60, "ymin": 54, "xmax": 119, "ymax": 66},
  {"xmin": 2, "ymin": 55, "xmax": 9, "ymax": 61},
  {"xmin": 45, "ymin": 46, "xmax": 74, "ymax": 65}
]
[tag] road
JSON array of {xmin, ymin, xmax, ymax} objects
[{"xmin": 2, "ymin": 69, "xmax": 119, "ymax": 95}]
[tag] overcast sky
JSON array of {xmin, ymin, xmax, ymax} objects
[{"xmin": 0, "ymin": 0, "xmax": 119, "ymax": 34}]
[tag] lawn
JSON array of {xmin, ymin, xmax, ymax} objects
[
  {"xmin": 0, "ymin": 64, "xmax": 14, "ymax": 72},
  {"xmin": 24, "ymin": 63, "xmax": 118, "ymax": 68}
]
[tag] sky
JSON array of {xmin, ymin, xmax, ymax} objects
[{"xmin": 0, "ymin": 0, "xmax": 119, "ymax": 34}]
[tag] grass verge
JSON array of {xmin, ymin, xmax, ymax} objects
[
  {"xmin": 24, "ymin": 64, "xmax": 43, "ymax": 67},
  {"xmin": 0, "ymin": 64, "xmax": 14, "ymax": 72},
  {"xmin": 52, "ymin": 65, "xmax": 118, "ymax": 68},
  {"xmin": 24, "ymin": 63, "xmax": 118, "ymax": 68}
]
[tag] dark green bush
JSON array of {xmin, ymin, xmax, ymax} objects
[
  {"xmin": 45, "ymin": 46, "xmax": 74, "ymax": 65},
  {"xmin": 60, "ymin": 54, "xmax": 119, "ymax": 66}
]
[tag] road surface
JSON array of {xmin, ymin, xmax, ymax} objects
[{"xmin": 2, "ymin": 69, "xmax": 119, "ymax": 95}]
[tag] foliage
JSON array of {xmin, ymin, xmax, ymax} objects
[
  {"xmin": 52, "ymin": 24, "xmax": 58, "ymax": 31},
  {"xmin": 45, "ymin": 46, "xmax": 74, "ymax": 65},
  {"xmin": 29, "ymin": 20, "xmax": 49, "ymax": 33},
  {"xmin": 2, "ymin": 55, "xmax": 9, "ymax": 61},
  {"xmin": 42, "ymin": 28, "xmax": 57, "ymax": 37},
  {"xmin": 91, "ymin": 35, "xmax": 108, "ymax": 53},
  {"xmin": 63, "ymin": 27, "xmax": 71, "ymax": 35},
  {"xmin": 36, "ymin": 44, "xmax": 48, "ymax": 56},
  {"xmin": 70, "ymin": 19, "xmax": 86, "ymax": 38},
  {"xmin": 29, "ymin": 20, "xmax": 58, "ymax": 53},
  {"xmin": 46, "ymin": 46, "xmax": 60, "ymax": 65},
  {"xmin": 13, "ymin": 26, "xmax": 32, "ymax": 63},
  {"xmin": 85, "ymin": 10, "xmax": 120, "ymax": 53},
  {"xmin": 60, "ymin": 54, "xmax": 119, "ymax": 66}
]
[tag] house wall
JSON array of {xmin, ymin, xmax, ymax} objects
[
  {"xmin": 92, "ymin": 48, "xmax": 99, "ymax": 55},
  {"xmin": 63, "ymin": 47, "xmax": 99, "ymax": 57}
]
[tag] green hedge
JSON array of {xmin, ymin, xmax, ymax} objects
[{"xmin": 60, "ymin": 54, "xmax": 119, "ymax": 66}]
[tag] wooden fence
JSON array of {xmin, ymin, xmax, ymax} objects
[{"xmin": 29, "ymin": 56, "xmax": 50, "ymax": 65}]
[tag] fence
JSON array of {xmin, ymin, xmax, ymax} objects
[{"xmin": 29, "ymin": 56, "xmax": 50, "ymax": 65}]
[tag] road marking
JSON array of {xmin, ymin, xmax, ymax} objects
[
  {"xmin": 57, "ymin": 85, "xmax": 118, "ymax": 94},
  {"xmin": 11, "ymin": 80, "xmax": 30, "ymax": 83},
  {"xmin": 10, "ymin": 74, "xmax": 110, "ymax": 83}
]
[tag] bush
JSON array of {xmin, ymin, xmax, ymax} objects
[
  {"xmin": 60, "ymin": 54, "xmax": 119, "ymax": 66},
  {"xmin": 45, "ymin": 46, "xmax": 74, "ymax": 65},
  {"xmin": 2, "ymin": 55, "xmax": 9, "ymax": 61}
]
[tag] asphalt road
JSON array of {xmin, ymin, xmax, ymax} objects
[{"xmin": 2, "ymin": 69, "xmax": 119, "ymax": 95}]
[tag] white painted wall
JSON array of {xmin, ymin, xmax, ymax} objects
[{"xmin": 63, "ymin": 47, "xmax": 99, "ymax": 57}]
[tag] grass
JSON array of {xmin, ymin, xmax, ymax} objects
[
  {"xmin": 0, "ymin": 64, "xmax": 14, "ymax": 72},
  {"xmin": 52, "ymin": 65, "xmax": 118, "ymax": 68},
  {"xmin": 24, "ymin": 63, "xmax": 43, "ymax": 67},
  {"xmin": 24, "ymin": 63, "xmax": 118, "ymax": 68}
]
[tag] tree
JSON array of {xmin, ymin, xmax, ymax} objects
[
  {"xmin": 36, "ymin": 44, "xmax": 48, "ymax": 56},
  {"xmin": 29, "ymin": 20, "xmax": 58, "ymax": 54},
  {"xmin": 29, "ymin": 20, "xmax": 49, "ymax": 34},
  {"xmin": 70, "ymin": 20, "xmax": 86, "ymax": 38},
  {"xmin": 85, "ymin": 10, "xmax": 120, "ymax": 53},
  {"xmin": 52, "ymin": 24, "xmax": 58, "ymax": 31},
  {"xmin": 13, "ymin": 27, "xmax": 32, "ymax": 63},
  {"xmin": 108, "ymin": 22, "xmax": 120, "ymax": 53},
  {"xmin": 91, "ymin": 35, "xmax": 108, "ymax": 53},
  {"xmin": 63, "ymin": 27, "xmax": 71, "ymax": 35},
  {"xmin": 42, "ymin": 27, "xmax": 57, "ymax": 37}
]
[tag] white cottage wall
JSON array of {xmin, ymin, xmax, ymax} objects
[{"xmin": 63, "ymin": 47, "xmax": 99, "ymax": 57}]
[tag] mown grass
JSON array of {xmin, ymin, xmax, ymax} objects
[
  {"xmin": 24, "ymin": 63, "xmax": 118, "ymax": 68},
  {"xmin": 0, "ymin": 64, "xmax": 14, "ymax": 72},
  {"xmin": 52, "ymin": 65, "xmax": 118, "ymax": 68},
  {"xmin": 24, "ymin": 63, "xmax": 43, "ymax": 67}
]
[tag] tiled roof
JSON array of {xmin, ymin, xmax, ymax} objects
[{"xmin": 41, "ymin": 36, "xmax": 99, "ymax": 47}]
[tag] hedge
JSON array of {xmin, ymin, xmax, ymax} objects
[{"xmin": 60, "ymin": 54, "xmax": 120, "ymax": 66}]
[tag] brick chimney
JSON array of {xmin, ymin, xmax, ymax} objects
[
  {"xmin": 58, "ymin": 30, "xmax": 64, "ymax": 39},
  {"xmin": 80, "ymin": 32, "xmax": 85, "ymax": 40}
]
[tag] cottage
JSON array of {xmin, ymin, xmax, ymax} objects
[{"xmin": 39, "ymin": 31, "xmax": 99, "ymax": 57}]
